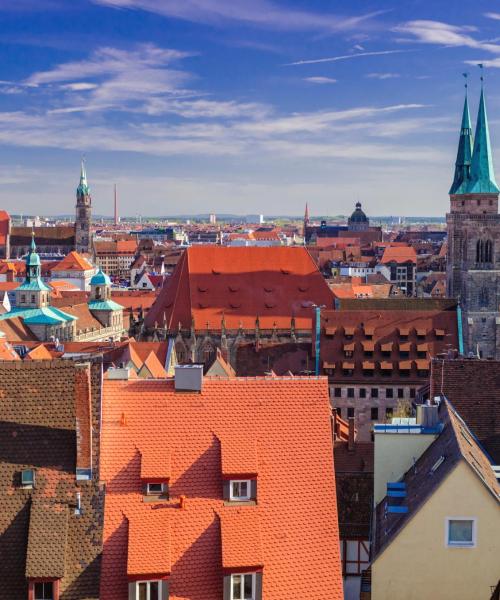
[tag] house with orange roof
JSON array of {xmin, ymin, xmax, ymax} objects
[
  {"xmin": 50, "ymin": 250, "xmax": 96, "ymax": 290},
  {"xmin": 100, "ymin": 366, "xmax": 344, "ymax": 600},
  {"xmin": 380, "ymin": 245, "xmax": 417, "ymax": 296},
  {"xmin": 143, "ymin": 246, "xmax": 335, "ymax": 369},
  {"xmin": 94, "ymin": 239, "xmax": 138, "ymax": 280}
]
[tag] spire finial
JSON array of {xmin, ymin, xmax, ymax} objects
[
  {"xmin": 478, "ymin": 63, "xmax": 484, "ymax": 87},
  {"xmin": 462, "ymin": 72, "xmax": 468, "ymax": 94},
  {"xmin": 30, "ymin": 230, "xmax": 36, "ymax": 252}
]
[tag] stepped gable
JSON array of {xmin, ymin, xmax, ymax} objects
[{"xmin": 145, "ymin": 246, "xmax": 335, "ymax": 332}]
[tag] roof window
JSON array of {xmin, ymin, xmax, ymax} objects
[
  {"xmin": 231, "ymin": 573, "xmax": 257, "ymax": 600},
  {"xmin": 21, "ymin": 469, "xmax": 35, "ymax": 488}
]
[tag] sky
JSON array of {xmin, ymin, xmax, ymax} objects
[{"xmin": 0, "ymin": 1, "xmax": 500, "ymax": 218}]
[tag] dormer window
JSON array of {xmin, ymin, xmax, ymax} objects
[
  {"xmin": 21, "ymin": 468, "xmax": 35, "ymax": 488},
  {"xmin": 230, "ymin": 480, "xmax": 251, "ymax": 501},
  {"xmin": 33, "ymin": 581, "xmax": 56, "ymax": 600},
  {"xmin": 231, "ymin": 573, "xmax": 256, "ymax": 600},
  {"xmin": 146, "ymin": 482, "xmax": 168, "ymax": 496}
]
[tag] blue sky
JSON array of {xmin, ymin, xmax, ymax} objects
[{"xmin": 0, "ymin": 0, "xmax": 500, "ymax": 217}]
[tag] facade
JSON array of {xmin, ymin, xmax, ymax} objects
[
  {"xmin": 99, "ymin": 368, "xmax": 344, "ymax": 599},
  {"xmin": 93, "ymin": 239, "xmax": 138, "ymax": 280},
  {"xmin": 319, "ymin": 300, "xmax": 459, "ymax": 440},
  {"xmin": 380, "ymin": 245, "xmax": 417, "ymax": 296},
  {"xmin": 0, "ymin": 360, "xmax": 103, "ymax": 599},
  {"xmin": 143, "ymin": 246, "xmax": 335, "ymax": 368},
  {"xmin": 371, "ymin": 401, "xmax": 500, "ymax": 600},
  {"xmin": 50, "ymin": 250, "xmax": 96, "ymax": 290},
  {"xmin": 446, "ymin": 88, "xmax": 500, "ymax": 359}
]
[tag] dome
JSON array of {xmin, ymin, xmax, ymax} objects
[
  {"xmin": 349, "ymin": 202, "xmax": 368, "ymax": 223},
  {"xmin": 90, "ymin": 268, "xmax": 111, "ymax": 286}
]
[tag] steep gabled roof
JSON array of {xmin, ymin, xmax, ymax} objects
[
  {"xmin": 51, "ymin": 251, "xmax": 94, "ymax": 272},
  {"xmin": 381, "ymin": 245, "xmax": 417, "ymax": 264},
  {"xmin": 100, "ymin": 376, "xmax": 343, "ymax": 600},
  {"xmin": 145, "ymin": 246, "xmax": 335, "ymax": 332}
]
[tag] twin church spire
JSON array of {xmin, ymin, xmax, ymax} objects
[{"xmin": 450, "ymin": 84, "xmax": 500, "ymax": 195}]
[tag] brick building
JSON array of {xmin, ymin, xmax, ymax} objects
[
  {"xmin": 447, "ymin": 87, "xmax": 500, "ymax": 359},
  {"xmin": 319, "ymin": 299, "xmax": 459, "ymax": 440}
]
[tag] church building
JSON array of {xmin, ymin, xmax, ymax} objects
[{"xmin": 447, "ymin": 85, "xmax": 500, "ymax": 359}]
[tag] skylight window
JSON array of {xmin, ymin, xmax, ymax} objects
[
  {"xmin": 21, "ymin": 469, "xmax": 35, "ymax": 488},
  {"xmin": 230, "ymin": 480, "xmax": 251, "ymax": 501},
  {"xmin": 430, "ymin": 456, "xmax": 445, "ymax": 474}
]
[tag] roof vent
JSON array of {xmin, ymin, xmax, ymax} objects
[{"xmin": 175, "ymin": 364, "xmax": 203, "ymax": 392}]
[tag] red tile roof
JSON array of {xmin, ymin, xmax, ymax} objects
[
  {"xmin": 51, "ymin": 251, "xmax": 94, "ymax": 272},
  {"xmin": 145, "ymin": 246, "xmax": 335, "ymax": 332},
  {"xmin": 127, "ymin": 509, "xmax": 171, "ymax": 577},
  {"xmin": 220, "ymin": 509, "xmax": 263, "ymax": 570},
  {"xmin": 381, "ymin": 245, "xmax": 417, "ymax": 264},
  {"xmin": 140, "ymin": 447, "xmax": 171, "ymax": 480},
  {"xmin": 221, "ymin": 438, "xmax": 258, "ymax": 478},
  {"xmin": 100, "ymin": 376, "xmax": 343, "ymax": 600}
]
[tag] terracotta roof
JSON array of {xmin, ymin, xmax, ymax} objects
[
  {"xmin": 381, "ymin": 245, "xmax": 417, "ymax": 264},
  {"xmin": 140, "ymin": 447, "xmax": 171, "ymax": 480},
  {"xmin": 145, "ymin": 246, "xmax": 335, "ymax": 332},
  {"xmin": 0, "ymin": 338, "xmax": 20, "ymax": 360},
  {"xmin": 320, "ymin": 308, "xmax": 458, "ymax": 383},
  {"xmin": 128, "ymin": 509, "xmax": 171, "ymax": 577},
  {"xmin": 51, "ymin": 251, "xmax": 94, "ymax": 272},
  {"xmin": 25, "ymin": 344, "xmax": 53, "ymax": 360},
  {"xmin": 221, "ymin": 438, "xmax": 258, "ymax": 478},
  {"xmin": 430, "ymin": 358, "xmax": 500, "ymax": 463},
  {"xmin": 220, "ymin": 509, "xmax": 263, "ymax": 570},
  {"xmin": 100, "ymin": 376, "xmax": 343, "ymax": 600},
  {"xmin": 0, "ymin": 360, "xmax": 102, "ymax": 598},
  {"xmin": 0, "ymin": 315, "xmax": 37, "ymax": 341},
  {"xmin": 61, "ymin": 302, "xmax": 104, "ymax": 332},
  {"xmin": 138, "ymin": 350, "xmax": 167, "ymax": 379},
  {"xmin": 10, "ymin": 225, "xmax": 75, "ymax": 245},
  {"xmin": 94, "ymin": 240, "xmax": 138, "ymax": 254}
]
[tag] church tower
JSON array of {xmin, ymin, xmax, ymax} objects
[
  {"xmin": 446, "ymin": 81, "xmax": 500, "ymax": 359},
  {"xmin": 75, "ymin": 160, "xmax": 92, "ymax": 254}
]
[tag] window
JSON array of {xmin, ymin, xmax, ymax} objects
[
  {"xmin": 230, "ymin": 480, "xmax": 251, "ymax": 501},
  {"xmin": 410, "ymin": 388, "xmax": 416, "ymax": 399},
  {"xmin": 360, "ymin": 388, "xmax": 366, "ymax": 398},
  {"xmin": 334, "ymin": 387, "xmax": 342, "ymax": 398},
  {"xmin": 371, "ymin": 407, "xmax": 379, "ymax": 420},
  {"xmin": 21, "ymin": 469, "xmax": 35, "ymax": 488},
  {"xmin": 34, "ymin": 582, "xmax": 54, "ymax": 600},
  {"xmin": 347, "ymin": 388, "xmax": 354, "ymax": 398},
  {"xmin": 386, "ymin": 407, "xmax": 393, "ymax": 419},
  {"xmin": 146, "ymin": 482, "xmax": 167, "ymax": 496},
  {"xmin": 231, "ymin": 573, "xmax": 255, "ymax": 600},
  {"xmin": 371, "ymin": 388, "xmax": 379, "ymax": 398},
  {"xmin": 397, "ymin": 388, "xmax": 404, "ymax": 399},
  {"xmin": 136, "ymin": 580, "xmax": 160, "ymax": 600},
  {"xmin": 347, "ymin": 407, "xmax": 355, "ymax": 418},
  {"xmin": 446, "ymin": 518, "xmax": 476, "ymax": 548},
  {"xmin": 21, "ymin": 294, "xmax": 26, "ymax": 303},
  {"xmin": 386, "ymin": 388, "xmax": 394, "ymax": 399}
]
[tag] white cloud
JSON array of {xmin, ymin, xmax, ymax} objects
[
  {"xmin": 303, "ymin": 76, "xmax": 337, "ymax": 84},
  {"xmin": 60, "ymin": 82, "xmax": 99, "ymax": 91},
  {"xmin": 365, "ymin": 72, "xmax": 400, "ymax": 79},
  {"xmin": 464, "ymin": 57, "xmax": 500, "ymax": 68},
  {"xmin": 287, "ymin": 49, "xmax": 410, "ymax": 66},
  {"xmin": 91, "ymin": 0, "xmax": 384, "ymax": 32},
  {"xmin": 484, "ymin": 12, "xmax": 500, "ymax": 21},
  {"xmin": 393, "ymin": 20, "xmax": 500, "ymax": 54}
]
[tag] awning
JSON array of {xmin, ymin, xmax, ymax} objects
[
  {"xmin": 399, "ymin": 327, "xmax": 410, "ymax": 336},
  {"xmin": 323, "ymin": 362, "xmax": 336, "ymax": 369},
  {"xmin": 344, "ymin": 326, "xmax": 355, "ymax": 336},
  {"xmin": 325, "ymin": 327, "xmax": 337, "ymax": 336},
  {"xmin": 380, "ymin": 361, "xmax": 393, "ymax": 370},
  {"xmin": 343, "ymin": 343, "xmax": 355, "ymax": 352},
  {"xmin": 362, "ymin": 340, "xmax": 375, "ymax": 352},
  {"xmin": 417, "ymin": 343, "xmax": 428, "ymax": 352},
  {"xmin": 364, "ymin": 326, "xmax": 375, "ymax": 336},
  {"xmin": 435, "ymin": 329, "xmax": 445, "ymax": 337},
  {"xmin": 362, "ymin": 361, "xmax": 375, "ymax": 370},
  {"xmin": 381, "ymin": 342, "xmax": 393, "ymax": 352},
  {"xmin": 416, "ymin": 328, "xmax": 427, "ymax": 337},
  {"xmin": 399, "ymin": 342, "xmax": 411, "ymax": 352},
  {"xmin": 415, "ymin": 359, "xmax": 430, "ymax": 371},
  {"xmin": 399, "ymin": 360, "xmax": 412, "ymax": 370}
]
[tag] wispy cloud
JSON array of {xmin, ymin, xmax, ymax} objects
[
  {"xmin": 484, "ymin": 12, "xmax": 500, "ymax": 21},
  {"xmin": 303, "ymin": 76, "xmax": 337, "ymax": 84},
  {"xmin": 92, "ymin": 0, "xmax": 384, "ymax": 32},
  {"xmin": 464, "ymin": 57, "xmax": 500, "ymax": 68},
  {"xmin": 393, "ymin": 20, "xmax": 500, "ymax": 53},
  {"xmin": 365, "ymin": 72, "xmax": 400, "ymax": 79},
  {"xmin": 286, "ymin": 49, "xmax": 410, "ymax": 66}
]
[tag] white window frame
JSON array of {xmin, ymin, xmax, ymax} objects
[
  {"xmin": 229, "ymin": 480, "xmax": 251, "ymax": 501},
  {"xmin": 445, "ymin": 517, "xmax": 477, "ymax": 548},
  {"xmin": 146, "ymin": 482, "xmax": 167, "ymax": 495},
  {"xmin": 230, "ymin": 572, "xmax": 256, "ymax": 600},
  {"xmin": 135, "ymin": 579, "xmax": 161, "ymax": 600}
]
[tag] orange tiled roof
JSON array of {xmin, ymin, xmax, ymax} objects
[
  {"xmin": 51, "ymin": 251, "xmax": 94, "ymax": 272},
  {"xmin": 145, "ymin": 246, "xmax": 335, "ymax": 332},
  {"xmin": 138, "ymin": 350, "xmax": 167, "ymax": 379},
  {"xmin": 140, "ymin": 447, "xmax": 171, "ymax": 480},
  {"xmin": 381, "ymin": 245, "xmax": 417, "ymax": 264},
  {"xmin": 221, "ymin": 438, "xmax": 258, "ymax": 478},
  {"xmin": 100, "ymin": 377, "xmax": 343, "ymax": 600},
  {"xmin": 220, "ymin": 509, "xmax": 263, "ymax": 570},
  {"xmin": 0, "ymin": 339, "xmax": 20, "ymax": 360},
  {"xmin": 25, "ymin": 344, "xmax": 53, "ymax": 360},
  {"xmin": 127, "ymin": 509, "xmax": 171, "ymax": 577}
]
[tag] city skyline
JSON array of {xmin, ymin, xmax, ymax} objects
[{"xmin": 0, "ymin": 0, "xmax": 499, "ymax": 216}]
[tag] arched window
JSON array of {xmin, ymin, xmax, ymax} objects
[
  {"xmin": 476, "ymin": 239, "xmax": 493, "ymax": 264},
  {"xmin": 95, "ymin": 286, "xmax": 102, "ymax": 300},
  {"xmin": 485, "ymin": 240, "xmax": 493, "ymax": 263}
]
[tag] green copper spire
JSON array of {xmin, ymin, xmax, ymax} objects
[
  {"xmin": 77, "ymin": 159, "xmax": 90, "ymax": 197},
  {"xmin": 449, "ymin": 92, "xmax": 473, "ymax": 194},
  {"xmin": 468, "ymin": 87, "xmax": 500, "ymax": 194}
]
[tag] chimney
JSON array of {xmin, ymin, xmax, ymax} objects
[
  {"xmin": 175, "ymin": 364, "xmax": 203, "ymax": 392},
  {"xmin": 416, "ymin": 404, "xmax": 439, "ymax": 428},
  {"xmin": 348, "ymin": 417, "xmax": 355, "ymax": 452}
]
